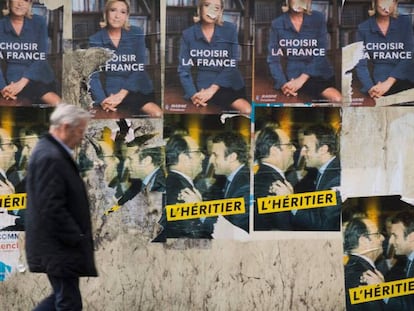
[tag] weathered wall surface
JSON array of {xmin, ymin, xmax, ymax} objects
[
  {"xmin": 1, "ymin": 226, "xmax": 344, "ymax": 310},
  {"xmin": 342, "ymin": 107, "xmax": 414, "ymax": 200}
]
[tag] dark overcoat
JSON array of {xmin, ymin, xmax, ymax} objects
[{"xmin": 25, "ymin": 134, "xmax": 97, "ymax": 277}]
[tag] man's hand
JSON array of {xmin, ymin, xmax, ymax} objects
[
  {"xmin": 269, "ymin": 180, "xmax": 294, "ymax": 196},
  {"xmin": 177, "ymin": 187, "xmax": 202, "ymax": 203}
]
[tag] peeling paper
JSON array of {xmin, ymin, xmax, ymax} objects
[
  {"xmin": 62, "ymin": 48, "xmax": 113, "ymax": 107},
  {"xmin": 342, "ymin": 42, "xmax": 365, "ymax": 105}
]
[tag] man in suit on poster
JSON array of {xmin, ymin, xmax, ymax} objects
[
  {"xmin": 344, "ymin": 217, "xmax": 386, "ymax": 311},
  {"xmin": 164, "ymin": 134, "xmax": 215, "ymax": 238},
  {"xmin": 386, "ymin": 209, "xmax": 414, "ymax": 311},
  {"xmin": 0, "ymin": 127, "xmax": 19, "ymax": 230},
  {"xmin": 209, "ymin": 132, "xmax": 250, "ymax": 232},
  {"xmin": 0, "ymin": 128, "xmax": 17, "ymax": 193},
  {"xmin": 122, "ymin": 146, "xmax": 166, "ymax": 241},
  {"xmin": 254, "ymin": 125, "xmax": 296, "ymax": 230},
  {"xmin": 135, "ymin": 147, "xmax": 165, "ymax": 193},
  {"xmin": 25, "ymin": 104, "xmax": 97, "ymax": 310},
  {"xmin": 291, "ymin": 123, "xmax": 341, "ymax": 231},
  {"xmin": 122, "ymin": 146, "xmax": 165, "ymax": 204}
]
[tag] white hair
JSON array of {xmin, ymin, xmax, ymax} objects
[{"xmin": 49, "ymin": 103, "xmax": 91, "ymax": 129}]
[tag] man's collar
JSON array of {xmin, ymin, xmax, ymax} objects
[
  {"xmin": 350, "ymin": 253, "xmax": 376, "ymax": 269},
  {"xmin": 261, "ymin": 162, "xmax": 286, "ymax": 179},
  {"xmin": 170, "ymin": 170, "xmax": 194, "ymax": 187},
  {"xmin": 50, "ymin": 134, "xmax": 74, "ymax": 157},
  {"xmin": 318, "ymin": 156, "xmax": 336, "ymax": 175},
  {"xmin": 227, "ymin": 164, "xmax": 244, "ymax": 183}
]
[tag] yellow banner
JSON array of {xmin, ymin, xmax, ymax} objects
[
  {"xmin": 349, "ymin": 278, "xmax": 414, "ymax": 304},
  {"xmin": 257, "ymin": 190, "xmax": 337, "ymax": 214},
  {"xmin": 0, "ymin": 193, "xmax": 26, "ymax": 210},
  {"xmin": 104, "ymin": 205, "xmax": 122, "ymax": 216},
  {"xmin": 166, "ymin": 197, "xmax": 245, "ymax": 221}
]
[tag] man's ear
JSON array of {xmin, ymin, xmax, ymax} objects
[
  {"xmin": 142, "ymin": 155, "xmax": 152, "ymax": 165},
  {"xmin": 318, "ymin": 144, "xmax": 329, "ymax": 154},
  {"xmin": 358, "ymin": 234, "xmax": 369, "ymax": 248},
  {"xmin": 178, "ymin": 152, "xmax": 189, "ymax": 162},
  {"xmin": 407, "ymin": 231, "xmax": 414, "ymax": 243},
  {"xmin": 269, "ymin": 145, "xmax": 280, "ymax": 155},
  {"xmin": 226, "ymin": 152, "xmax": 238, "ymax": 163}
]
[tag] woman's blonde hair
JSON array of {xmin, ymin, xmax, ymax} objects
[
  {"xmin": 3, "ymin": 0, "xmax": 33, "ymax": 18},
  {"xmin": 99, "ymin": 0, "xmax": 131, "ymax": 30},
  {"xmin": 282, "ymin": 0, "xmax": 312, "ymax": 15},
  {"xmin": 193, "ymin": 0, "xmax": 224, "ymax": 26},
  {"xmin": 368, "ymin": 0, "xmax": 399, "ymax": 18}
]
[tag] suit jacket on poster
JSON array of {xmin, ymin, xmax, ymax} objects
[
  {"xmin": 165, "ymin": 171, "xmax": 215, "ymax": 239},
  {"xmin": 25, "ymin": 134, "xmax": 97, "ymax": 277},
  {"xmin": 223, "ymin": 165, "xmax": 250, "ymax": 232},
  {"xmin": 254, "ymin": 163, "xmax": 292, "ymax": 230},
  {"xmin": 147, "ymin": 168, "xmax": 166, "ymax": 193},
  {"xmin": 117, "ymin": 168, "xmax": 166, "ymax": 206},
  {"xmin": 345, "ymin": 255, "xmax": 385, "ymax": 311},
  {"xmin": 292, "ymin": 157, "xmax": 341, "ymax": 231},
  {"xmin": 385, "ymin": 258, "xmax": 414, "ymax": 311}
]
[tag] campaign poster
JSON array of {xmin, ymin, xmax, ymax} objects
[
  {"xmin": 254, "ymin": 0, "xmax": 342, "ymax": 105},
  {"xmin": 0, "ymin": 2, "xmax": 63, "ymax": 107},
  {"xmin": 163, "ymin": 113, "xmax": 251, "ymax": 240},
  {"xmin": 71, "ymin": 1, "xmax": 162, "ymax": 117},
  {"xmin": 0, "ymin": 106, "xmax": 51, "ymax": 282},
  {"xmin": 342, "ymin": 196, "xmax": 414, "ymax": 310},
  {"xmin": 77, "ymin": 118, "xmax": 165, "ymax": 243},
  {"xmin": 0, "ymin": 231, "xmax": 21, "ymax": 282},
  {"xmin": 164, "ymin": 0, "xmax": 252, "ymax": 115},
  {"xmin": 341, "ymin": 0, "xmax": 414, "ymax": 106},
  {"xmin": 253, "ymin": 106, "xmax": 341, "ymax": 231}
]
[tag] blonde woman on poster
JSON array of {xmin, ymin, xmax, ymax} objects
[
  {"xmin": 0, "ymin": 0, "xmax": 61, "ymax": 105},
  {"xmin": 267, "ymin": 0, "xmax": 342, "ymax": 102},
  {"xmin": 178, "ymin": 0, "xmax": 251, "ymax": 114},
  {"xmin": 355, "ymin": 0, "xmax": 414, "ymax": 99},
  {"xmin": 89, "ymin": 0, "xmax": 161, "ymax": 117}
]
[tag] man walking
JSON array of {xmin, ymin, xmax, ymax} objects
[{"xmin": 25, "ymin": 104, "xmax": 97, "ymax": 310}]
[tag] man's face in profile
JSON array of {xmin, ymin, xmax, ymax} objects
[
  {"xmin": 184, "ymin": 136, "xmax": 205, "ymax": 179},
  {"xmin": 390, "ymin": 222, "xmax": 411, "ymax": 256},
  {"xmin": 301, "ymin": 134, "xmax": 322, "ymax": 169},
  {"xmin": 127, "ymin": 147, "xmax": 148, "ymax": 180},
  {"xmin": 210, "ymin": 141, "xmax": 231, "ymax": 176}
]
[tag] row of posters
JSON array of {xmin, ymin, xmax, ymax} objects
[{"xmin": 0, "ymin": 0, "xmax": 413, "ymax": 309}]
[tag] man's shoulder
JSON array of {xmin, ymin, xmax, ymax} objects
[
  {"xmin": 236, "ymin": 165, "xmax": 250, "ymax": 175},
  {"xmin": 256, "ymin": 164, "xmax": 283, "ymax": 179},
  {"xmin": 31, "ymin": 135, "xmax": 63, "ymax": 161},
  {"xmin": 166, "ymin": 171, "xmax": 188, "ymax": 185},
  {"xmin": 329, "ymin": 156, "xmax": 341, "ymax": 167},
  {"xmin": 345, "ymin": 255, "xmax": 371, "ymax": 272},
  {"xmin": 151, "ymin": 169, "xmax": 166, "ymax": 190},
  {"xmin": 232, "ymin": 165, "xmax": 249, "ymax": 182},
  {"xmin": 34, "ymin": 134, "xmax": 58, "ymax": 149}
]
